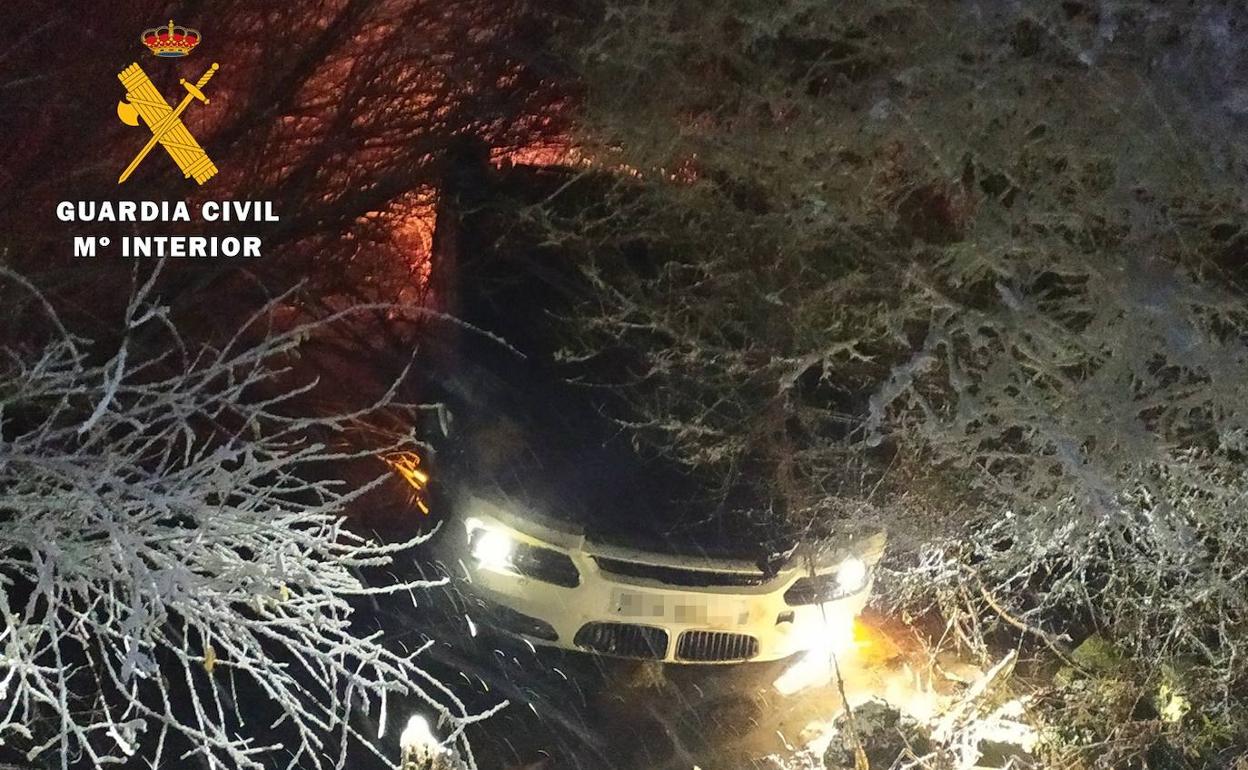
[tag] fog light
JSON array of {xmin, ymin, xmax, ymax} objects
[
  {"xmin": 836, "ymin": 556, "xmax": 867, "ymax": 593},
  {"xmin": 399, "ymin": 714, "xmax": 443, "ymax": 766},
  {"xmin": 773, "ymin": 618, "xmax": 858, "ymax": 696},
  {"xmin": 792, "ymin": 614, "xmax": 854, "ymax": 655},
  {"xmin": 471, "ymin": 527, "xmax": 514, "ymax": 571}
]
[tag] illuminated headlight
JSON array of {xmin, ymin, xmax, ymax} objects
[
  {"xmin": 783, "ymin": 556, "xmax": 871, "ymax": 605},
  {"xmin": 466, "ymin": 523, "xmax": 581, "ymax": 587},
  {"xmin": 470, "ymin": 527, "xmax": 514, "ymax": 570},
  {"xmin": 836, "ymin": 556, "xmax": 868, "ymax": 594}
]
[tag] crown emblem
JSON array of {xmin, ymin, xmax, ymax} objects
[{"xmin": 142, "ymin": 20, "xmax": 200, "ymax": 57}]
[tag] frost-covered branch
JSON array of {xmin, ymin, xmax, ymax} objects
[
  {"xmin": 0, "ymin": 268, "xmax": 478, "ymax": 770},
  {"xmin": 537, "ymin": 0, "xmax": 1248, "ymax": 762}
]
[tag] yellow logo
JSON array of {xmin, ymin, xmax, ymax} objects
[{"xmin": 116, "ymin": 61, "xmax": 219, "ymax": 185}]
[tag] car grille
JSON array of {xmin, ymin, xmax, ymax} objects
[
  {"xmin": 573, "ymin": 622, "xmax": 668, "ymax": 660},
  {"xmin": 592, "ymin": 557, "xmax": 767, "ymax": 587},
  {"xmin": 675, "ymin": 630, "xmax": 760, "ymax": 662}
]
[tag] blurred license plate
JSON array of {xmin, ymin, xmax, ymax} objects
[{"xmin": 611, "ymin": 590, "xmax": 748, "ymax": 624}]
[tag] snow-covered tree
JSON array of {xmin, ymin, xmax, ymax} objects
[
  {"xmin": 0, "ymin": 266, "xmax": 481, "ymax": 770},
  {"xmin": 534, "ymin": 1, "xmax": 1248, "ymax": 763}
]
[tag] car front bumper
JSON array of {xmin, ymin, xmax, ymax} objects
[{"xmin": 452, "ymin": 498, "xmax": 884, "ymax": 664}]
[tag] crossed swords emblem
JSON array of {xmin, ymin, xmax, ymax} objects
[{"xmin": 116, "ymin": 61, "xmax": 219, "ymax": 185}]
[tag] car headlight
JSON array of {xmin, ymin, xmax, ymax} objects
[
  {"xmin": 836, "ymin": 556, "xmax": 868, "ymax": 594},
  {"xmin": 470, "ymin": 527, "xmax": 514, "ymax": 571},
  {"xmin": 509, "ymin": 542, "xmax": 581, "ymax": 587},
  {"xmin": 783, "ymin": 556, "xmax": 871, "ymax": 605},
  {"xmin": 467, "ymin": 524, "xmax": 580, "ymax": 588}
]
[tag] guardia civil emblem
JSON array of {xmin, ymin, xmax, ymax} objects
[{"xmin": 116, "ymin": 22, "xmax": 219, "ymax": 185}]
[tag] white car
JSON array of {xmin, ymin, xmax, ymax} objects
[{"xmin": 450, "ymin": 492, "xmax": 886, "ymax": 663}]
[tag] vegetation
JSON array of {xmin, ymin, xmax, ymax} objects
[
  {"xmin": 0, "ymin": 266, "xmax": 490, "ymax": 768},
  {"xmin": 534, "ymin": 1, "xmax": 1248, "ymax": 765}
]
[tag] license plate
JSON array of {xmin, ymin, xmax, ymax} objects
[{"xmin": 611, "ymin": 590, "xmax": 749, "ymax": 625}]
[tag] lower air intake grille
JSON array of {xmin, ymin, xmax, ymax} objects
[
  {"xmin": 573, "ymin": 622, "xmax": 668, "ymax": 660},
  {"xmin": 675, "ymin": 630, "xmax": 760, "ymax": 662}
]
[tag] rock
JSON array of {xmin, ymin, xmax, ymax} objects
[
  {"xmin": 823, "ymin": 700, "xmax": 932, "ymax": 769},
  {"xmin": 1069, "ymin": 635, "xmax": 1123, "ymax": 672}
]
